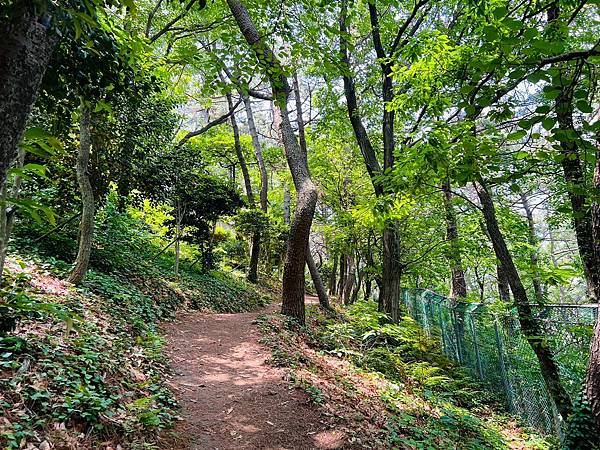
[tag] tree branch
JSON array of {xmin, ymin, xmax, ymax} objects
[
  {"xmin": 177, "ymin": 98, "xmax": 242, "ymax": 147},
  {"xmin": 150, "ymin": 0, "xmax": 198, "ymax": 43}
]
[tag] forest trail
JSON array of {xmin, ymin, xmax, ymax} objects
[{"xmin": 160, "ymin": 297, "xmax": 345, "ymax": 450}]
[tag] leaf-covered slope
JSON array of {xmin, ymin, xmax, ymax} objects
[
  {"xmin": 256, "ymin": 303, "xmax": 555, "ymax": 450},
  {"xmin": 0, "ymin": 251, "xmax": 269, "ymax": 450}
]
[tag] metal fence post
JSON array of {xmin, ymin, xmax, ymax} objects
[
  {"xmin": 438, "ymin": 300, "xmax": 449, "ymax": 357},
  {"xmin": 420, "ymin": 291, "xmax": 431, "ymax": 336}
]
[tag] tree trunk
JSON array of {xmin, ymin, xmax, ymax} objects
[
  {"xmin": 555, "ymin": 75, "xmax": 599, "ymax": 303},
  {"xmin": 248, "ymin": 231, "xmax": 260, "ymax": 283},
  {"xmin": 342, "ymin": 255, "xmax": 355, "ymax": 305},
  {"xmin": 242, "ymin": 94, "xmax": 268, "ymax": 212},
  {"xmin": 0, "ymin": 3, "xmax": 56, "ymax": 187},
  {"xmin": 364, "ymin": 278, "xmax": 372, "ymax": 301},
  {"xmin": 546, "ymin": 3, "xmax": 600, "ymax": 424},
  {"xmin": 441, "ymin": 180, "xmax": 467, "ymax": 361},
  {"xmin": 227, "ymin": 0, "xmax": 318, "ymax": 324},
  {"xmin": 585, "ymin": 143, "xmax": 600, "ymax": 424},
  {"xmin": 497, "ymin": 264, "xmax": 511, "ymax": 303},
  {"xmin": 519, "ymin": 191, "xmax": 544, "ymax": 303},
  {"xmin": 339, "ymin": 0, "xmax": 401, "ymax": 321},
  {"xmin": 351, "ymin": 260, "xmax": 363, "ymax": 304},
  {"xmin": 224, "ymin": 87, "xmax": 261, "ymax": 284},
  {"xmin": 292, "ymin": 73, "xmax": 308, "ymax": 158},
  {"xmin": 364, "ymin": 235, "xmax": 374, "ymax": 301},
  {"xmin": 293, "ymin": 70, "xmax": 330, "ymax": 308},
  {"xmin": 226, "ymin": 90, "xmax": 255, "ymax": 208},
  {"xmin": 442, "ymin": 180, "xmax": 467, "ymax": 299},
  {"xmin": 338, "ymin": 253, "xmax": 346, "ymax": 297},
  {"xmin": 380, "ymin": 225, "xmax": 401, "ymax": 322},
  {"xmin": 474, "ymin": 179, "xmax": 572, "ymax": 419},
  {"xmin": 68, "ymin": 105, "xmax": 95, "ymax": 285},
  {"xmin": 328, "ymin": 252, "xmax": 338, "ymax": 296},
  {"xmin": 0, "ymin": 147, "xmax": 25, "ymax": 280},
  {"xmin": 474, "ymin": 266, "xmax": 485, "ymax": 302},
  {"xmin": 307, "ymin": 248, "xmax": 330, "ymax": 309}
]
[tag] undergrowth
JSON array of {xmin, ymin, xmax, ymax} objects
[
  {"xmin": 256, "ymin": 302, "xmax": 556, "ymax": 450},
  {"xmin": 0, "ymin": 203, "xmax": 270, "ymax": 449}
]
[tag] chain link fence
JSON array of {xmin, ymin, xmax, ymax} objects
[{"xmin": 401, "ymin": 288, "xmax": 598, "ymax": 435}]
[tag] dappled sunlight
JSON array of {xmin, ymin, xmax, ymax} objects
[{"xmin": 162, "ymin": 306, "xmax": 346, "ymax": 449}]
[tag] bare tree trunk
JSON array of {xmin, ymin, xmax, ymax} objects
[
  {"xmin": 0, "ymin": 3, "xmax": 56, "ymax": 187},
  {"xmin": 351, "ymin": 258, "xmax": 363, "ymax": 304},
  {"xmin": 292, "ymin": 73, "xmax": 308, "ymax": 157},
  {"xmin": 293, "ymin": 70, "xmax": 330, "ymax": 308},
  {"xmin": 338, "ymin": 253, "xmax": 346, "ymax": 298},
  {"xmin": 242, "ymin": 94, "xmax": 268, "ymax": 212},
  {"xmin": 442, "ymin": 180, "xmax": 467, "ymax": 299},
  {"xmin": 364, "ymin": 235, "xmax": 374, "ymax": 301},
  {"xmin": 68, "ymin": 105, "xmax": 95, "ymax": 285},
  {"xmin": 474, "ymin": 179, "xmax": 572, "ymax": 419},
  {"xmin": 342, "ymin": 255, "xmax": 355, "ymax": 305},
  {"xmin": 474, "ymin": 266, "xmax": 485, "ymax": 302},
  {"xmin": 328, "ymin": 252, "xmax": 338, "ymax": 296},
  {"xmin": 442, "ymin": 179, "xmax": 467, "ymax": 360},
  {"xmin": 307, "ymin": 248, "xmax": 330, "ymax": 309},
  {"xmin": 227, "ymin": 0, "xmax": 318, "ymax": 324},
  {"xmin": 224, "ymin": 86, "xmax": 261, "ymax": 283},
  {"xmin": 545, "ymin": 4, "xmax": 600, "ymax": 424},
  {"xmin": 381, "ymin": 225, "xmax": 401, "ymax": 322},
  {"xmin": 520, "ymin": 191, "xmax": 544, "ymax": 303},
  {"xmin": 586, "ymin": 143, "xmax": 600, "ymax": 424},
  {"xmin": 226, "ymin": 90, "xmax": 255, "ymax": 207},
  {"xmin": 497, "ymin": 264, "xmax": 511, "ymax": 303},
  {"xmin": 339, "ymin": 0, "xmax": 401, "ymax": 321}
]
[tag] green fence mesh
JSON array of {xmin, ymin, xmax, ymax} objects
[{"xmin": 400, "ymin": 288, "xmax": 598, "ymax": 436}]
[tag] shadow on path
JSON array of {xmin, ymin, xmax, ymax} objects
[{"xmin": 159, "ymin": 303, "xmax": 345, "ymax": 450}]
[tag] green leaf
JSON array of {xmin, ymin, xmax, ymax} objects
[
  {"xmin": 507, "ymin": 130, "xmax": 526, "ymax": 141},
  {"xmin": 523, "ymin": 28, "xmax": 539, "ymax": 39},
  {"xmin": 502, "ymin": 18, "xmax": 523, "ymax": 30},
  {"xmin": 483, "ymin": 25, "xmax": 499, "ymax": 41},
  {"xmin": 527, "ymin": 71, "xmax": 548, "ymax": 83},
  {"xmin": 508, "ymin": 68, "xmax": 526, "ymax": 79},
  {"xmin": 492, "ymin": 6, "xmax": 507, "ymax": 19},
  {"xmin": 542, "ymin": 117, "xmax": 556, "ymax": 130},
  {"xmin": 575, "ymin": 100, "xmax": 593, "ymax": 113},
  {"xmin": 515, "ymin": 151, "xmax": 528, "ymax": 159},
  {"xmin": 23, "ymin": 127, "xmax": 49, "ymax": 140}
]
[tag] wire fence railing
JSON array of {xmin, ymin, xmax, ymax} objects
[{"xmin": 400, "ymin": 288, "xmax": 598, "ymax": 436}]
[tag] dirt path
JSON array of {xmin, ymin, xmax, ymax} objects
[{"xmin": 160, "ymin": 301, "xmax": 345, "ymax": 450}]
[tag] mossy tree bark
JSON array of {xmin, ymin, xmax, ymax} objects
[
  {"xmin": 68, "ymin": 104, "xmax": 95, "ymax": 285},
  {"xmin": 0, "ymin": 3, "xmax": 56, "ymax": 187}
]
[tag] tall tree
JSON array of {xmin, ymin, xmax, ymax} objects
[
  {"xmin": 226, "ymin": 0, "xmax": 318, "ymax": 324},
  {"xmin": 475, "ymin": 178, "xmax": 572, "ymax": 419},
  {"xmin": 293, "ymin": 71, "xmax": 330, "ymax": 309}
]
